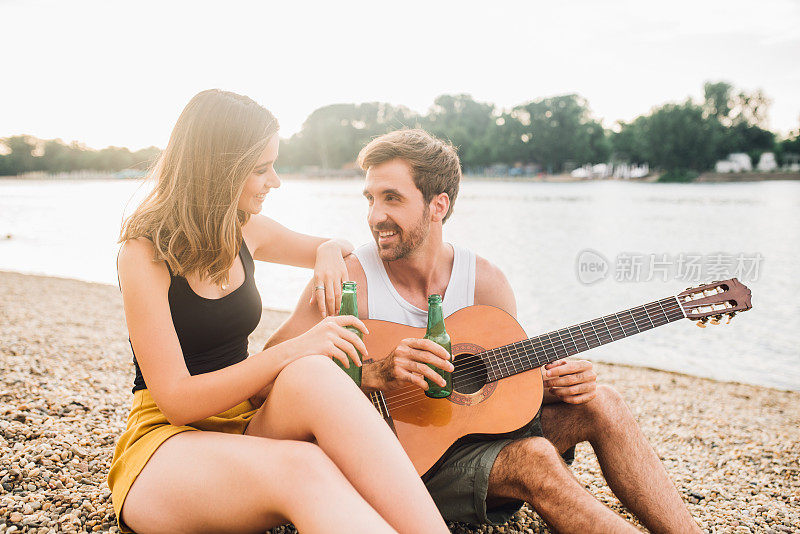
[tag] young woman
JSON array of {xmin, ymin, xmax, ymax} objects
[{"xmin": 108, "ymin": 89, "xmax": 448, "ymax": 534}]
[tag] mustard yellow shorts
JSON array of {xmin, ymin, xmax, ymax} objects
[{"xmin": 107, "ymin": 389, "xmax": 259, "ymax": 533}]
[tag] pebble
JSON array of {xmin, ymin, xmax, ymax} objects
[{"xmin": 1, "ymin": 271, "xmax": 798, "ymax": 533}]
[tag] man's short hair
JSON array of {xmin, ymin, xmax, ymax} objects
[{"xmin": 357, "ymin": 129, "xmax": 461, "ymax": 223}]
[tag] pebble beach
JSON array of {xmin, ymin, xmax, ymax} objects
[{"xmin": 0, "ymin": 271, "xmax": 798, "ymax": 533}]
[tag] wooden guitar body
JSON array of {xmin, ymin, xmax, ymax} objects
[{"xmin": 363, "ymin": 305, "xmax": 543, "ymax": 476}]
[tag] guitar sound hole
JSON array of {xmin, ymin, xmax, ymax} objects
[{"xmin": 452, "ymin": 353, "xmax": 488, "ymax": 394}]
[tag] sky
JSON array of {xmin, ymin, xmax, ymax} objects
[{"xmin": 1, "ymin": 0, "xmax": 798, "ymax": 150}]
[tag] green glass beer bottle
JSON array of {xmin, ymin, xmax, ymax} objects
[
  {"xmin": 336, "ymin": 281, "xmax": 362, "ymax": 386},
  {"xmin": 424, "ymin": 294, "xmax": 453, "ymax": 398}
]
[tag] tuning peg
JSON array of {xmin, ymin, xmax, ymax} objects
[
  {"xmin": 726, "ymin": 312, "xmax": 737, "ymax": 324},
  {"xmin": 696, "ymin": 317, "xmax": 708, "ymax": 328},
  {"xmin": 709, "ymin": 315, "xmax": 722, "ymax": 325}
]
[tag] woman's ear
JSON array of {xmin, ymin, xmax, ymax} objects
[{"xmin": 430, "ymin": 193, "xmax": 450, "ymax": 223}]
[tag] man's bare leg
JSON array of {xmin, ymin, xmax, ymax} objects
[
  {"xmin": 487, "ymin": 436, "xmax": 638, "ymax": 533},
  {"xmin": 541, "ymin": 384, "xmax": 701, "ymax": 534}
]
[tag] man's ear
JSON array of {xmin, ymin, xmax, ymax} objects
[{"xmin": 430, "ymin": 193, "xmax": 450, "ymax": 222}]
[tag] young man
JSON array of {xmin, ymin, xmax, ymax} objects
[{"xmin": 264, "ymin": 130, "xmax": 701, "ymax": 533}]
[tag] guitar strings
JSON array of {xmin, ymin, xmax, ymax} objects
[
  {"xmin": 384, "ymin": 306, "xmax": 686, "ymax": 411},
  {"xmin": 382, "ymin": 300, "xmax": 684, "ymax": 410},
  {"xmin": 378, "ymin": 286, "xmax": 736, "ymax": 412},
  {"xmin": 381, "ymin": 301, "xmax": 684, "ymax": 410},
  {"xmin": 383, "ymin": 298, "xmax": 681, "ymax": 405},
  {"xmin": 388, "ymin": 299, "xmax": 683, "ymax": 407},
  {"xmin": 382, "ymin": 301, "xmax": 684, "ymax": 409},
  {"xmin": 386, "ymin": 297, "xmax": 680, "ymax": 400},
  {"xmin": 372, "ymin": 286, "xmax": 730, "ymax": 415}
]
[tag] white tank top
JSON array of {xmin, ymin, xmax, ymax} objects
[{"xmin": 352, "ymin": 242, "xmax": 476, "ymax": 327}]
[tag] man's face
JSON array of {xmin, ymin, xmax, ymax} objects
[{"xmin": 363, "ymin": 159, "xmax": 430, "ymax": 261}]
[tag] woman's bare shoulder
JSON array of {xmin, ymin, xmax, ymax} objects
[
  {"xmin": 118, "ymin": 238, "xmax": 169, "ymax": 287},
  {"xmin": 119, "ymin": 237, "xmax": 155, "ymax": 267}
]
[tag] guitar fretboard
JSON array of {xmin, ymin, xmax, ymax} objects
[
  {"xmin": 483, "ymin": 296, "xmax": 684, "ymax": 382},
  {"xmin": 367, "ymin": 295, "xmax": 686, "ymax": 418}
]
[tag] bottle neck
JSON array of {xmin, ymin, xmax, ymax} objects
[
  {"xmin": 426, "ymin": 301, "xmax": 445, "ymax": 335},
  {"xmin": 339, "ymin": 291, "xmax": 358, "ymax": 316}
]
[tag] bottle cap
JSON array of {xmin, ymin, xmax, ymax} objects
[
  {"xmin": 428, "ymin": 294, "xmax": 442, "ymax": 304},
  {"xmin": 343, "ymin": 281, "xmax": 357, "ymax": 291}
]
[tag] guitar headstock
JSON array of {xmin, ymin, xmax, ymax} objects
[{"xmin": 678, "ymin": 278, "xmax": 752, "ymax": 327}]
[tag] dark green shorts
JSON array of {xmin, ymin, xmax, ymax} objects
[{"xmin": 422, "ymin": 410, "xmax": 575, "ymax": 526}]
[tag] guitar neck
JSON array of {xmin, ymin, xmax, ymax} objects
[
  {"xmin": 367, "ymin": 295, "xmax": 686, "ymax": 418},
  {"xmin": 484, "ymin": 295, "xmax": 685, "ymax": 382}
]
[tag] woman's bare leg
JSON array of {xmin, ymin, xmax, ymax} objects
[
  {"xmin": 244, "ymin": 355, "xmax": 448, "ymax": 534},
  {"xmin": 121, "ymin": 431, "xmax": 395, "ymax": 534}
]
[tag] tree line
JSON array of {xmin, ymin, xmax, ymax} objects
[
  {"xmin": 0, "ymin": 137, "xmax": 160, "ymax": 176},
  {"xmin": 279, "ymin": 81, "xmax": 798, "ymax": 174},
  {"xmin": 2, "ymin": 81, "xmax": 798, "ymax": 177}
]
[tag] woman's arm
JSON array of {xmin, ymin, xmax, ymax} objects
[
  {"xmin": 244, "ymin": 214, "xmax": 353, "ymax": 316},
  {"xmin": 245, "ymin": 214, "xmax": 352, "ymax": 268},
  {"xmin": 118, "ymin": 238, "xmax": 368, "ymax": 426}
]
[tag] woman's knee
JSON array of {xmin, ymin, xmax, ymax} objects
[
  {"xmin": 273, "ymin": 354, "xmax": 351, "ymax": 398},
  {"xmin": 278, "ymin": 354, "xmax": 339, "ymax": 383}
]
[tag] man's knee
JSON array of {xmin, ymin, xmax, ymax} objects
[
  {"xmin": 591, "ymin": 384, "xmax": 626, "ymax": 414},
  {"xmin": 580, "ymin": 384, "xmax": 632, "ymax": 430},
  {"xmin": 492, "ymin": 437, "xmax": 565, "ymax": 497}
]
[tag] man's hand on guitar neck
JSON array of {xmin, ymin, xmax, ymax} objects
[
  {"xmin": 542, "ymin": 359, "xmax": 598, "ymax": 404},
  {"xmin": 361, "ymin": 338, "xmax": 454, "ymax": 392}
]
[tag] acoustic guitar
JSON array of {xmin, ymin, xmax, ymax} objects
[{"xmin": 362, "ymin": 278, "xmax": 752, "ymax": 477}]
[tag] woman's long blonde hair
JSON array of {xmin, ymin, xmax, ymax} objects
[{"xmin": 120, "ymin": 89, "xmax": 278, "ymax": 287}]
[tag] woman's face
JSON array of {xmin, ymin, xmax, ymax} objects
[{"xmin": 238, "ymin": 135, "xmax": 281, "ymax": 214}]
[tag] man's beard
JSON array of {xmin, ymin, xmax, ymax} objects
[{"xmin": 374, "ymin": 209, "xmax": 430, "ymax": 262}]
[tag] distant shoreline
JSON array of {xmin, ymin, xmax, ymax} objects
[
  {"xmin": 694, "ymin": 171, "xmax": 800, "ymax": 182},
  {"xmin": 460, "ymin": 171, "xmax": 800, "ymax": 183},
  {"xmin": 2, "ymin": 171, "xmax": 799, "ymax": 183}
]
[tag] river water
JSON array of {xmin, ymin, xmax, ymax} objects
[{"xmin": 1, "ymin": 177, "xmax": 798, "ymax": 390}]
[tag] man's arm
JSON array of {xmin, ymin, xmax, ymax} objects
[
  {"xmin": 473, "ymin": 255, "xmax": 596, "ymax": 405},
  {"xmin": 266, "ymin": 278, "xmax": 324, "ymax": 350},
  {"xmin": 474, "ymin": 255, "xmax": 518, "ymax": 316}
]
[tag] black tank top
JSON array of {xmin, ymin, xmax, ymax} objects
[{"xmin": 131, "ymin": 240, "xmax": 262, "ymax": 393}]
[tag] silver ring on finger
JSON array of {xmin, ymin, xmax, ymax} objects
[{"xmin": 314, "ymin": 285, "xmax": 325, "ymax": 291}]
